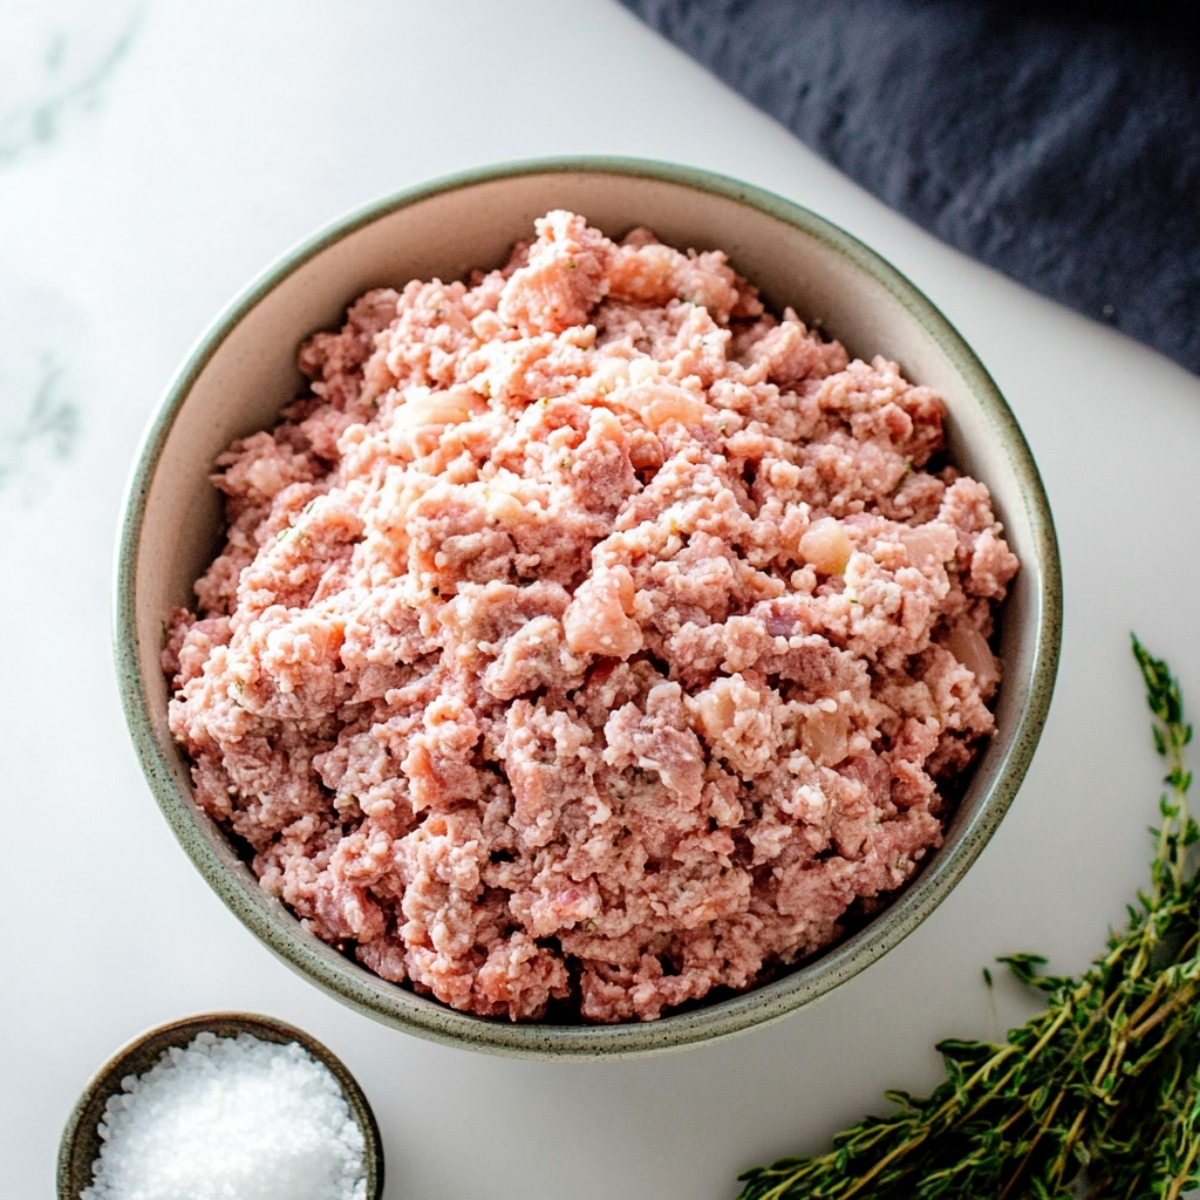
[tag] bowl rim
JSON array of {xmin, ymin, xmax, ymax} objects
[
  {"xmin": 113, "ymin": 155, "xmax": 1062, "ymax": 1058},
  {"xmin": 57, "ymin": 1011, "xmax": 384, "ymax": 1199}
]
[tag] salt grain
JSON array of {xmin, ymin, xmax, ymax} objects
[{"xmin": 82, "ymin": 1031, "xmax": 367, "ymax": 1200}]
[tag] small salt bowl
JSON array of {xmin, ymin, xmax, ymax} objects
[{"xmin": 57, "ymin": 1012, "xmax": 384, "ymax": 1200}]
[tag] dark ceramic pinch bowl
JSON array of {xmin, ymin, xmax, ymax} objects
[{"xmin": 57, "ymin": 1012, "xmax": 384, "ymax": 1200}]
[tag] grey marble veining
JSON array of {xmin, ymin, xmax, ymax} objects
[
  {"xmin": 0, "ymin": 2, "xmax": 141, "ymax": 508},
  {"xmin": 0, "ymin": 2, "xmax": 142, "ymax": 170},
  {"xmin": 0, "ymin": 274, "xmax": 83, "ymax": 499}
]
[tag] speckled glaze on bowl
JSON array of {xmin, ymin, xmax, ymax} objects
[
  {"xmin": 57, "ymin": 1012, "xmax": 384, "ymax": 1200},
  {"xmin": 114, "ymin": 157, "xmax": 1061, "ymax": 1059}
]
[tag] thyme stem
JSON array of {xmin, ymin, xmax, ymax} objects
[{"xmin": 736, "ymin": 637, "xmax": 1200, "ymax": 1199}]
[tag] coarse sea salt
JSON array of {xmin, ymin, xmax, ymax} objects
[{"xmin": 82, "ymin": 1031, "xmax": 367, "ymax": 1200}]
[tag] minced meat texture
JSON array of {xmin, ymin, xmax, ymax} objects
[{"xmin": 164, "ymin": 211, "xmax": 1019, "ymax": 1023}]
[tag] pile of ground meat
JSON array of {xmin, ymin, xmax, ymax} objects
[{"xmin": 164, "ymin": 211, "xmax": 1019, "ymax": 1023}]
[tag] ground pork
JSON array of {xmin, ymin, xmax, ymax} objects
[{"xmin": 165, "ymin": 211, "xmax": 1019, "ymax": 1023}]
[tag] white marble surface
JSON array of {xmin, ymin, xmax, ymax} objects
[{"xmin": 3, "ymin": 2, "xmax": 1200, "ymax": 1196}]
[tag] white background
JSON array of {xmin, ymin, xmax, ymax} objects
[{"xmin": 3, "ymin": 3, "xmax": 1199, "ymax": 1197}]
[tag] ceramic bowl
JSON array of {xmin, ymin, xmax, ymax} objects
[
  {"xmin": 114, "ymin": 157, "xmax": 1061, "ymax": 1058},
  {"xmin": 57, "ymin": 1012, "xmax": 384, "ymax": 1199}
]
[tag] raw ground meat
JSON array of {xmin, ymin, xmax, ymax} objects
[{"xmin": 165, "ymin": 211, "xmax": 1019, "ymax": 1023}]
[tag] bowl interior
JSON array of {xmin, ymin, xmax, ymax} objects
[
  {"xmin": 57, "ymin": 1013, "xmax": 384, "ymax": 1200},
  {"xmin": 118, "ymin": 161, "xmax": 1059, "ymax": 1057}
]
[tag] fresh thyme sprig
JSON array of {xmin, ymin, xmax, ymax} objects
[{"xmin": 737, "ymin": 636, "xmax": 1200, "ymax": 1200}]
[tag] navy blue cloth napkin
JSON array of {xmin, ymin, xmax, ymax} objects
[{"xmin": 619, "ymin": 0, "xmax": 1200, "ymax": 376}]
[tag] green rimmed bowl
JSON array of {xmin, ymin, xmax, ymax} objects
[
  {"xmin": 57, "ymin": 1012, "xmax": 384, "ymax": 1199},
  {"xmin": 114, "ymin": 157, "xmax": 1061, "ymax": 1058}
]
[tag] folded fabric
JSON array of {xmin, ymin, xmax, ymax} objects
[{"xmin": 619, "ymin": 0, "xmax": 1200, "ymax": 376}]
